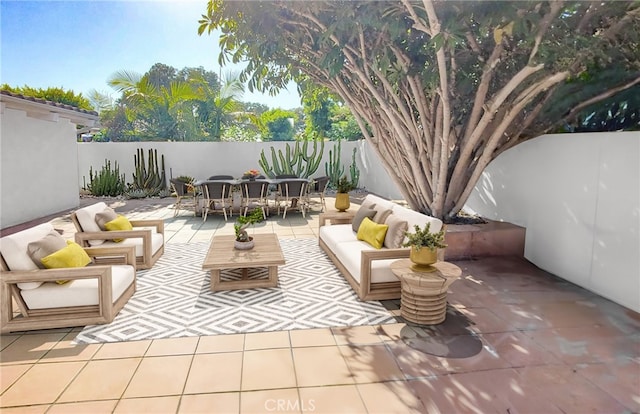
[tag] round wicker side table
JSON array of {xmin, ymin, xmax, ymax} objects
[{"xmin": 390, "ymin": 259, "xmax": 462, "ymax": 325}]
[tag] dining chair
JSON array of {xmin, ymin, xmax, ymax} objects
[
  {"xmin": 308, "ymin": 176, "xmax": 330, "ymax": 212},
  {"xmin": 279, "ymin": 179, "xmax": 310, "ymax": 218},
  {"xmin": 170, "ymin": 178, "xmax": 196, "ymax": 217},
  {"xmin": 203, "ymin": 182, "xmax": 233, "ymax": 221},
  {"xmin": 241, "ymin": 180, "xmax": 269, "ymax": 219}
]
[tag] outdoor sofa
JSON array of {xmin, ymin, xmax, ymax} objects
[{"xmin": 319, "ymin": 194, "xmax": 444, "ymax": 301}]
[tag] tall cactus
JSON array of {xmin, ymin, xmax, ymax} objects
[
  {"xmin": 130, "ymin": 148, "xmax": 166, "ymax": 196},
  {"xmin": 325, "ymin": 140, "xmax": 344, "ymax": 188},
  {"xmin": 349, "ymin": 147, "xmax": 360, "ymax": 188},
  {"xmin": 258, "ymin": 139, "xmax": 324, "ymax": 178}
]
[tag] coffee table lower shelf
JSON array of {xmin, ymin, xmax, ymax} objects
[{"xmin": 202, "ymin": 234, "xmax": 286, "ymax": 291}]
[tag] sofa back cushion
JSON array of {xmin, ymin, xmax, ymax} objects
[
  {"xmin": 0, "ymin": 223, "xmax": 56, "ymax": 290},
  {"xmin": 362, "ymin": 194, "xmax": 443, "ymax": 245},
  {"xmin": 74, "ymin": 202, "xmax": 108, "ymax": 246},
  {"xmin": 27, "ymin": 230, "xmax": 68, "ymax": 269}
]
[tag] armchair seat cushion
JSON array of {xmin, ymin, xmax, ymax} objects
[
  {"xmin": 100, "ymin": 232, "xmax": 164, "ymax": 257},
  {"xmin": 20, "ymin": 265, "xmax": 135, "ymax": 310}
]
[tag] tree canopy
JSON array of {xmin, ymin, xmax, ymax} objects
[{"xmin": 199, "ymin": 0, "xmax": 640, "ymax": 219}]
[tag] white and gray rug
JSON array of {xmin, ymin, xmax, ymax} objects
[{"xmin": 74, "ymin": 238, "xmax": 395, "ymax": 343}]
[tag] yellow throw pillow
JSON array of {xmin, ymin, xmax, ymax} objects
[
  {"xmin": 104, "ymin": 215, "xmax": 133, "ymax": 242},
  {"xmin": 41, "ymin": 240, "xmax": 92, "ymax": 281},
  {"xmin": 356, "ymin": 217, "xmax": 389, "ymax": 249}
]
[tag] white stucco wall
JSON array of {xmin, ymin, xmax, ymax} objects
[
  {"xmin": 466, "ymin": 132, "xmax": 640, "ymax": 312},
  {"xmin": 0, "ymin": 108, "xmax": 80, "ymax": 228},
  {"xmin": 76, "ymin": 141, "xmax": 372, "ymax": 188}
]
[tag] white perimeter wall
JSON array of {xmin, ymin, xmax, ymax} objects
[
  {"xmin": 466, "ymin": 132, "xmax": 640, "ymax": 312},
  {"xmin": 76, "ymin": 140, "xmax": 399, "ymax": 194},
  {"xmin": 0, "ymin": 108, "xmax": 80, "ymax": 228}
]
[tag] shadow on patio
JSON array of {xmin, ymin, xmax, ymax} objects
[{"xmin": 1, "ymin": 196, "xmax": 638, "ymax": 413}]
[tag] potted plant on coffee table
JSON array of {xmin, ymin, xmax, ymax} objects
[
  {"xmin": 234, "ymin": 208, "xmax": 264, "ymax": 250},
  {"xmin": 334, "ymin": 176, "xmax": 356, "ymax": 212},
  {"xmin": 403, "ymin": 222, "xmax": 447, "ymax": 270}
]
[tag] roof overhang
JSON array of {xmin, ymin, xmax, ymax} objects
[{"xmin": 0, "ymin": 92, "xmax": 99, "ymax": 126}]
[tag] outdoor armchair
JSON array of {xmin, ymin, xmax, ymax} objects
[
  {"xmin": 71, "ymin": 202, "xmax": 164, "ymax": 270},
  {"xmin": 0, "ymin": 222, "xmax": 137, "ymax": 334}
]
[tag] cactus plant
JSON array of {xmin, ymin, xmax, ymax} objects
[
  {"xmin": 130, "ymin": 148, "xmax": 167, "ymax": 196},
  {"xmin": 258, "ymin": 139, "xmax": 324, "ymax": 178},
  {"xmin": 325, "ymin": 140, "xmax": 344, "ymax": 188},
  {"xmin": 349, "ymin": 148, "xmax": 360, "ymax": 188},
  {"xmin": 84, "ymin": 159, "xmax": 126, "ymax": 197}
]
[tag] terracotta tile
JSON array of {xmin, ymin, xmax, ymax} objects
[
  {"xmin": 409, "ymin": 370, "xmax": 565, "ymax": 413},
  {"xmin": 575, "ymin": 360, "xmax": 640, "ymax": 411},
  {"xmin": 298, "ymin": 385, "xmax": 367, "ymax": 413},
  {"xmin": 482, "ymin": 331, "xmax": 562, "ymax": 367},
  {"xmin": 114, "ymin": 396, "xmax": 180, "ymax": 413},
  {"xmin": 123, "ymin": 355, "xmax": 192, "ymax": 398},
  {"xmin": 293, "ymin": 346, "xmax": 353, "ymax": 387},
  {"xmin": 146, "ymin": 337, "xmax": 199, "ymax": 356},
  {"xmin": 289, "ymin": 328, "xmax": 335, "ymax": 347},
  {"xmin": 339, "ymin": 345, "xmax": 404, "ymax": 383},
  {"xmin": 0, "ymin": 333, "xmax": 66, "ymax": 365},
  {"xmin": 0, "ymin": 361, "xmax": 85, "ymax": 406},
  {"xmin": 0, "ymin": 364, "xmax": 31, "ymax": 394},
  {"xmin": 39, "ymin": 332, "xmax": 100, "ymax": 362},
  {"xmin": 46, "ymin": 400, "xmax": 118, "ymax": 414},
  {"xmin": 196, "ymin": 334, "xmax": 244, "ymax": 353},
  {"xmin": 184, "ymin": 352, "xmax": 243, "ymax": 393},
  {"xmin": 59, "ymin": 358, "xmax": 141, "ymax": 402},
  {"xmin": 179, "ymin": 392, "xmax": 239, "ymax": 413},
  {"xmin": 0, "ymin": 405, "xmax": 49, "ymax": 414},
  {"xmin": 331, "ymin": 325, "xmax": 383, "ymax": 345},
  {"xmin": 456, "ymin": 307, "xmax": 518, "ymax": 333},
  {"xmin": 515, "ymin": 364, "xmax": 631, "ymax": 413},
  {"xmin": 376, "ymin": 323, "xmax": 406, "ymax": 342},
  {"xmin": 0, "ymin": 335, "xmax": 20, "ymax": 351},
  {"xmin": 92, "ymin": 340, "xmax": 151, "ymax": 359},
  {"xmin": 242, "ymin": 349, "xmax": 296, "ymax": 391},
  {"xmin": 528, "ymin": 326, "xmax": 638, "ymax": 364},
  {"xmin": 240, "ymin": 388, "xmax": 301, "ymax": 414},
  {"xmin": 244, "ymin": 331, "xmax": 290, "ymax": 350},
  {"xmin": 385, "ymin": 342, "xmax": 442, "ymax": 379},
  {"xmin": 357, "ymin": 382, "xmax": 426, "ymax": 413}
]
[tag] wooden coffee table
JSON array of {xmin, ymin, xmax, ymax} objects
[{"xmin": 202, "ymin": 233, "xmax": 286, "ymax": 291}]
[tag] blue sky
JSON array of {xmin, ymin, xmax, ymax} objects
[{"xmin": 0, "ymin": 0, "xmax": 302, "ymax": 109}]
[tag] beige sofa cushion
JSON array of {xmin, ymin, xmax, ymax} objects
[{"xmin": 383, "ymin": 213, "xmax": 409, "ymax": 249}]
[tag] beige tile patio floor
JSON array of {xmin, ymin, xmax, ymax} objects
[{"xmin": 1, "ymin": 197, "xmax": 639, "ymax": 413}]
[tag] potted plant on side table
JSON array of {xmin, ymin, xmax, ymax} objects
[
  {"xmin": 234, "ymin": 208, "xmax": 264, "ymax": 250},
  {"xmin": 403, "ymin": 222, "xmax": 447, "ymax": 270},
  {"xmin": 334, "ymin": 176, "xmax": 356, "ymax": 212}
]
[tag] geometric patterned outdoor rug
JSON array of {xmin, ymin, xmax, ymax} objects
[{"xmin": 74, "ymin": 238, "xmax": 396, "ymax": 344}]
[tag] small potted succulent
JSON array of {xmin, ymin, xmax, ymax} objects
[
  {"xmin": 403, "ymin": 222, "xmax": 447, "ymax": 268},
  {"xmin": 334, "ymin": 176, "xmax": 356, "ymax": 212},
  {"xmin": 234, "ymin": 208, "xmax": 264, "ymax": 250}
]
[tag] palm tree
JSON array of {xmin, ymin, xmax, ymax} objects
[
  {"xmin": 192, "ymin": 71, "xmax": 245, "ymax": 141},
  {"xmin": 108, "ymin": 70, "xmax": 199, "ymax": 140}
]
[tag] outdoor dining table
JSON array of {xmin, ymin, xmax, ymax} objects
[{"xmin": 192, "ymin": 177, "xmax": 314, "ymax": 217}]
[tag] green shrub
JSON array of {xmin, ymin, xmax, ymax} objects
[{"xmin": 84, "ymin": 160, "xmax": 126, "ymax": 197}]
